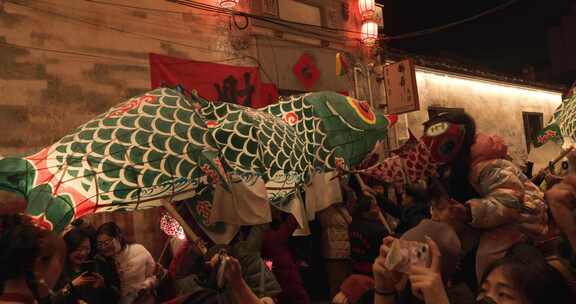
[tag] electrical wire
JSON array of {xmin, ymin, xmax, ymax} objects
[
  {"xmin": 6, "ymin": 0, "xmax": 242, "ymax": 54},
  {"xmin": 5, "ymin": 0, "xmax": 521, "ymax": 86},
  {"xmin": 169, "ymin": 0, "xmax": 521, "ymax": 42},
  {"xmin": 29, "ymin": 0, "xmax": 219, "ymax": 36},
  {"xmin": 92, "ymin": 0, "xmax": 345, "ymax": 35},
  {"xmin": 167, "ymin": 0, "xmax": 355, "ymax": 42},
  {"xmin": 0, "ymin": 41, "xmax": 148, "ymax": 65},
  {"xmin": 9, "ymin": 0, "xmax": 345, "ymax": 63},
  {"xmin": 31, "ymin": 0, "xmax": 521, "ymax": 44},
  {"xmin": 169, "ymin": 0, "xmax": 363, "ymax": 34},
  {"xmin": 6, "ymin": 0, "xmax": 348, "ymax": 83},
  {"xmin": 1, "ymin": 39, "xmax": 276, "ymax": 84},
  {"xmin": 84, "ymin": 0, "xmax": 216, "ymax": 16},
  {"xmin": 384, "ymin": 0, "xmax": 520, "ymax": 40}
]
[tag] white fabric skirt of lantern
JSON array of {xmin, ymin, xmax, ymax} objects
[
  {"xmin": 358, "ymin": 0, "xmax": 376, "ymax": 20},
  {"xmin": 361, "ymin": 20, "xmax": 379, "ymax": 46},
  {"xmin": 219, "ymin": 0, "xmax": 238, "ymax": 8}
]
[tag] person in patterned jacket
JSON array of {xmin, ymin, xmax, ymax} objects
[
  {"xmin": 424, "ymin": 112, "xmax": 549, "ymax": 282},
  {"xmin": 468, "ymin": 133, "xmax": 548, "ymax": 280}
]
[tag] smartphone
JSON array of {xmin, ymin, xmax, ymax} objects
[
  {"xmin": 384, "ymin": 239, "xmax": 431, "ymax": 273},
  {"xmin": 216, "ymin": 256, "xmax": 229, "ymax": 288},
  {"xmin": 81, "ymin": 260, "xmax": 98, "ymax": 274}
]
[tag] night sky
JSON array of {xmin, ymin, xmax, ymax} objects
[{"xmin": 378, "ymin": 0, "xmax": 576, "ymax": 86}]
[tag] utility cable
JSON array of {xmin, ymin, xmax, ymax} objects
[{"xmin": 384, "ymin": 0, "xmax": 519, "ymax": 40}]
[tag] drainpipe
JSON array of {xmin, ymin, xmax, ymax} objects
[
  {"xmin": 353, "ymin": 67, "xmax": 361, "ymax": 99},
  {"xmin": 367, "ymin": 68, "xmax": 374, "ymax": 108}
]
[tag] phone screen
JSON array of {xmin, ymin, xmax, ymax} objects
[{"xmin": 81, "ymin": 260, "xmax": 97, "ymax": 274}]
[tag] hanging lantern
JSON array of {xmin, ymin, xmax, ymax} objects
[
  {"xmin": 219, "ymin": 0, "xmax": 239, "ymax": 9},
  {"xmin": 361, "ymin": 21, "xmax": 378, "ymax": 46},
  {"xmin": 358, "ymin": 0, "xmax": 376, "ymax": 20}
]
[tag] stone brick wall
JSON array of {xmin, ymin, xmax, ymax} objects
[
  {"xmin": 0, "ymin": 0, "xmax": 363, "ymax": 256},
  {"xmin": 0, "ymin": 0, "xmax": 259, "ymax": 154}
]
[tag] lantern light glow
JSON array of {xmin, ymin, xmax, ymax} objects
[
  {"xmin": 219, "ymin": 0, "xmax": 238, "ymax": 9},
  {"xmin": 361, "ymin": 21, "xmax": 378, "ymax": 46},
  {"xmin": 358, "ymin": 0, "xmax": 376, "ymax": 19}
]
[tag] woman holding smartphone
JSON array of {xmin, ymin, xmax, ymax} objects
[
  {"xmin": 96, "ymin": 222, "xmax": 159, "ymax": 304},
  {"xmin": 53, "ymin": 227, "xmax": 120, "ymax": 304}
]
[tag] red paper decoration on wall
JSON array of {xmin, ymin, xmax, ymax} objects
[{"xmin": 293, "ymin": 54, "xmax": 320, "ymax": 90}]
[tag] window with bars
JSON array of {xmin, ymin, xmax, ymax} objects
[{"xmin": 523, "ymin": 112, "xmax": 543, "ymax": 153}]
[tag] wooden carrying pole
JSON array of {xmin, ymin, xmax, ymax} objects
[
  {"xmin": 531, "ymin": 146, "xmax": 574, "ymax": 183},
  {"xmin": 161, "ymin": 198, "xmax": 207, "ymax": 255},
  {"xmin": 354, "ymin": 174, "xmax": 393, "ymax": 234}
]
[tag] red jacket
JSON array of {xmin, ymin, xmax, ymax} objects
[{"xmin": 262, "ymin": 215, "xmax": 310, "ymax": 304}]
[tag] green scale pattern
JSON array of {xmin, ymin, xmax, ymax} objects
[{"xmin": 0, "ymin": 88, "xmax": 391, "ymax": 232}]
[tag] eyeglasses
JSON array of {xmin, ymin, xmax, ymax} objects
[{"xmin": 97, "ymin": 238, "xmax": 113, "ymax": 248}]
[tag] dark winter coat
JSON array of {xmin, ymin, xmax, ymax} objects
[{"xmin": 262, "ymin": 215, "xmax": 310, "ymax": 304}]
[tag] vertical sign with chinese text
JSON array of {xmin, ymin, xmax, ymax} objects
[{"xmin": 384, "ymin": 59, "xmax": 420, "ymax": 115}]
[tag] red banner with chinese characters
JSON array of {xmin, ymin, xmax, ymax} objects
[{"xmin": 149, "ymin": 53, "xmax": 277, "ymax": 108}]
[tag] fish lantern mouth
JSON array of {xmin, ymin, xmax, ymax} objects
[{"xmin": 359, "ymin": 100, "xmax": 371, "ymax": 113}]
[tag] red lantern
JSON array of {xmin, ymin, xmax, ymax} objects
[
  {"xmin": 358, "ymin": 0, "xmax": 376, "ymax": 20},
  {"xmin": 361, "ymin": 21, "xmax": 378, "ymax": 46},
  {"xmin": 219, "ymin": 0, "xmax": 238, "ymax": 9}
]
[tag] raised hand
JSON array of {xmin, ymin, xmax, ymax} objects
[
  {"xmin": 71, "ymin": 272, "xmax": 98, "ymax": 288},
  {"xmin": 373, "ymin": 236, "xmax": 405, "ymax": 293},
  {"xmin": 407, "ymin": 238, "xmax": 449, "ymax": 304},
  {"xmin": 89, "ymin": 272, "xmax": 105, "ymax": 289}
]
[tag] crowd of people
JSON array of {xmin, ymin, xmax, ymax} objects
[{"xmin": 2, "ymin": 111, "xmax": 576, "ymax": 304}]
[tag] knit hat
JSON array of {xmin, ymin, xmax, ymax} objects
[
  {"xmin": 340, "ymin": 274, "xmax": 375, "ymax": 303},
  {"xmin": 401, "ymin": 219, "xmax": 462, "ymax": 281}
]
